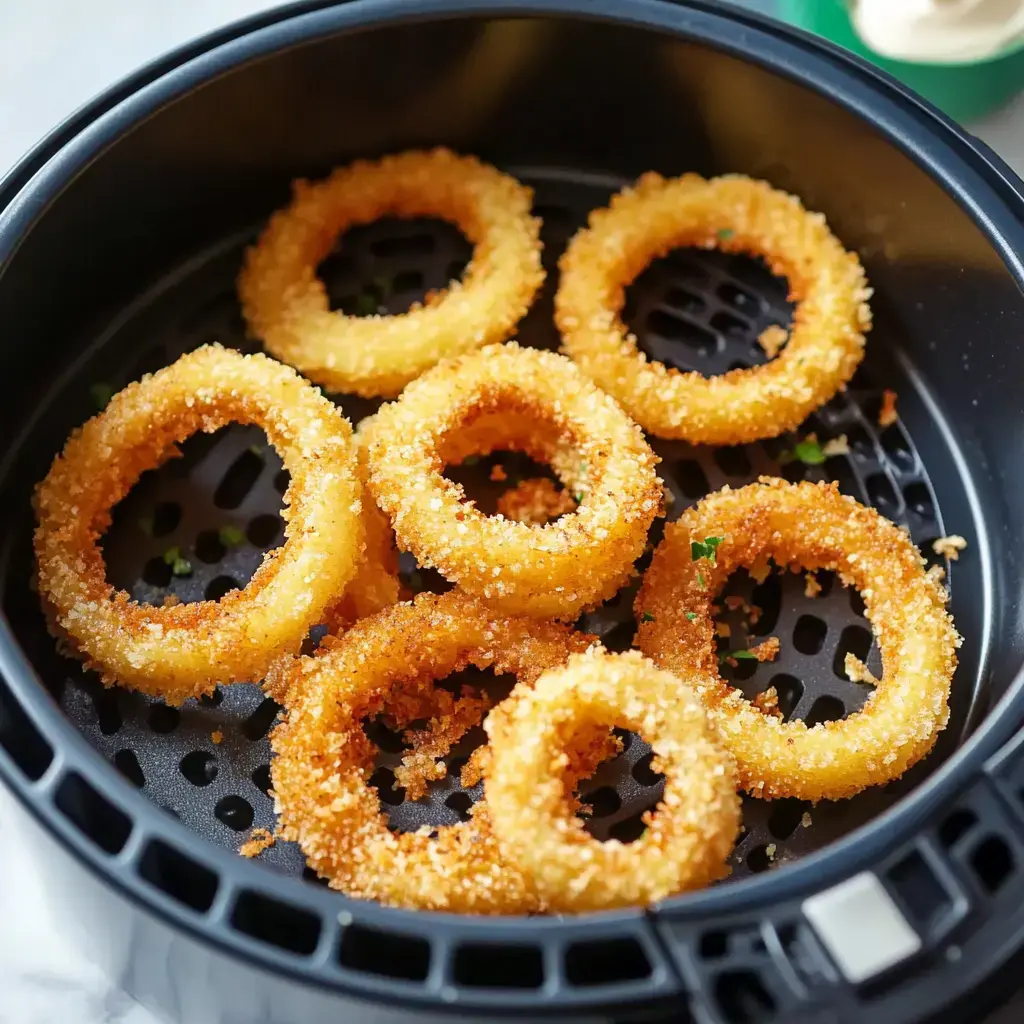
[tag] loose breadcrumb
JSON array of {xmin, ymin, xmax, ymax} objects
[
  {"xmin": 758, "ymin": 324, "xmax": 788, "ymax": 359},
  {"xmin": 211, "ymin": 730, "xmax": 223, "ymax": 745},
  {"xmin": 804, "ymin": 573, "xmax": 821, "ymax": 598},
  {"xmin": 932, "ymin": 535, "xmax": 967, "ymax": 561},
  {"xmin": 715, "ymin": 621, "xmax": 732, "ymax": 639},
  {"xmin": 239, "ymin": 828, "xmax": 276, "ymax": 858},
  {"xmin": 879, "ymin": 388, "xmax": 898, "ymax": 427},
  {"xmin": 800, "ymin": 811, "xmax": 812, "ymax": 829},
  {"xmin": 751, "ymin": 637, "xmax": 780, "ymax": 662},
  {"xmin": 845, "ymin": 653, "xmax": 879, "ymax": 686},
  {"xmin": 753, "ymin": 687, "xmax": 782, "ymax": 719},
  {"xmin": 821, "ymin": 434, "xmax": 850, "ymax": 457},
  {"xmin": 489, "ymin": 464, "xmax": 508, "ymax": 482}
]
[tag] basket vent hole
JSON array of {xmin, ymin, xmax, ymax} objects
[
  {"xmin": 273, "ymin": 469, "xmax": 290, "ymax": 495},
  {"xmin": 247, "ymin": 513, "xmax": 282, "ymax": 548},
  {"xmin": 645, "ymin": 310, "xmax": 719, "ymax": 358},
  {"xmin": 768, "ymin": 798, "xmax": 811, "ymax": 841},
  {"xmin": 302, "ymin": 865, "xmax": 328, "ymax": 887},
  {"xmin": 971, "ymin": 835, "xmax": 1015, "ymax": 894},
  {"xmin": 792, "ymin": 614, "xmax": 827, "ymax": 655},
  {"xmin": 453, "ymin": 943, "xmax": 544, "ymax": 989},
  {"xmin": 846, "ymin": 424, "xmax": 874, "ymax": 458},
  {"xmin": 338, "ymin": 924, "xmax": 430, "ymax": 981},
  {"xmin": 881, "ymin": 424, "xmax": 915, "ymax": 471},
  {"xmin": 765, "ymin": 674, "xmax": 803, "ymax": 721},
  {"xmin": 866, "ymin": 473, "xmax": 899, "ymax": 516},
  {"xmin": 608, "ymin": 807, "xmax": 656, "ymax": 845},
  {"xmin": 746, "ymin": 845, "xmax": 773, "ymax": 874},
  {"xmin": 93, "ymin": 689, "xmax": 123, "ymax": 735},
  {"xmin": 215, "ymin": 794, "xmax": 254, "ymax": 831},
  {"xmin": 717, "ymin": 283, "xmax": 761, "ymax": 314},
  {"xmin": 243, "ymin": 697, "xmax": 281, "ymax": 742},
  {"xmin": 904, "ymin": 482, "xmax": 935, "ymax": 520},
  {"xmin": 674, "ymin": 459, "xmax": 710, "ymax": 499},
  {"xmin": 55, "ymin": 772, "xmax": 131, "ymax": 854},
  {"xmin": 139, "ymin": 839, "xmax": 218, "ymax": 912},
  {"xmin": 214, "ymin": 448, "xmax": 264, "ymax": 510},
  {"xmin": 445, "ymin": 791, "xmax": 473, "ymax": 821},
  {"xmin": 700, "ymin": 930, "xmax": 729, "ymax": 959},
  {"xmin": 664, "ymin": 286, "xmax": 705, "ymax": 315},
  {"xmin": 200, "ymin": 686, "xmax": 224, "ymax": 708},
  {"xmin": 601, "ymin": 621, "xmax": 636, "ymax": 653},
  {"xmin": 613, "ymin": 726, "xmax": 634, "ymax": 753},
  {"xmin": 832, "ymin": 625, "xmax": 876, "ymax": 684},
  {"xmin": 581, "ymin": 786, "xmax": 621, "ymax": 820},
  {"xmin": 113, "ymin": 749, "xmax": 145, "ymax": 789},
  {"xmin": 938, "ymin": 808, "xmax": 978, "ymax": 850},
  {"xmin": 151, "ymin": 501, "xmax": 182, "ymax": 537},
  {"xmin": 565, "ymin": 937, "xmax": 652, "ymax": 987},
  {"xmin": 392, "ymin": 269, "xmax": 425, "ymax": 294},
  {"xmin": 803, "ymin": 695, "xmax": 846, "ymax": 728},
  {"xmin": 750, "ymin": 573, "xmax": 782, "ymax": 636},
  {"xmin": 446, "ymin": 259, "xmax": 466, "ymax": 283},
  {"xmin": 251, "ymin": 764, "xmax": 272, "ymax": 797},
  {"xmin": 715, "ymin": 969, "xmax": 777, "ymax": 1024},
  {"xmin": 370, "ymin": 232, "xmax": 436, "ymax": 260},
  {"xmin": 710, "ymin": 310, "xmax": 751, "ymax": 342},
  {"xmin": 205, "ymin": 576, "xmax": 241, "ymax": 602},
  {"xmin": 180, "ymin": 751, "xmax": 218, "ymax": 787},
  {"xmin": 363, "ymin": 715, "xmax": 412, "ymax": 755},
  {"xmin": 195, "ymin": 530, "xmax": 227, "ymax": 564},
  {"xmin": 370, "ymin": 766, "xmax": 406, "ymax": 807},
  {"xmin": 632, "ymin": 751, "xmax": 664, "ymax": 788},
  {"xmin": 231, "ymin": 891, "xmax": 321, "ymax": 956},
  {"xmin": 850, "ymin": 587, "xmax": 867, "ymax": 618},
  {"xmin": 887, "ymin": 849, "xmax": 951, "ymax": 931},
  {"xmin": 713, "ymin": 446, "xmax": 752, "ymax": 478},
  {"xmin": 142, "ymin": 556, "xmax": 173, "ymax": 588},
  {"xmin": 148, "ymin": 703, "xmax": 180, "ymax": 734}
]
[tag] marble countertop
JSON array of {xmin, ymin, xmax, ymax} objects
[{"xmin": 1, "ymin": 2, "xmax": 1023, "ymax": 1022}]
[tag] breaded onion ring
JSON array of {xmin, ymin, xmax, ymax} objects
[
  {"xmin": 496, "ymin": 476, "xmax": 577, "ymax": 525},
  {"xmin": 269, "ymin": 591, "xmax": 596, "ymax": 912},
  {"xmin": 367, "ymin": 343, "xmax": 663, "ymax": 619},
  {"xmin": 238, "ymin": 149, "xmax": 544, "ymax": 397},
  {"xmin": 34, "ymin": 345, "xmax": 364, "ymax": 706},
  {"xmin": 556, "ymin": 173, "xmax": 872, "ymax": 443},
  {"xmin": 635, "ymin": 479, "xmax": 959, "ymax": 800},
  {"xmin": 485, "ymin": 648, "xmax": 740, "ymax": 911}
]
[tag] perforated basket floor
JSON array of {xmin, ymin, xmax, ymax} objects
[{"xmin": 0, "ymin": 168, "xmax": 976, "ymax": 891}]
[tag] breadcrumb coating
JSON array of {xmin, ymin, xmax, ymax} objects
[
  {"xmin": 367, "ymin": 343, "xmax": 663, "ymax": 619},
  {"xmin": 269, "ymin": 591, "xmax": 597, "ymax": 912},
  {"xmin": 496, "ymin": 476, "xmax": 577, "ymax": 524},
  {"xmin": 556, "ymin": 173, "xmax": 871, "ymax": 443},
  {"xmin": 636, "ymin": 479, "xmax": 959, "ymax": 801},
  {"xmin": 34, "ymin": 345, "xmax": 364, "ymax": 705},
  {"xmin": 239, "ymin": 149, "xmax": 543, "ymax": 396},
  {"xmin": 485, "ymin": 649, "xmax": 740, "ymax": 911}
]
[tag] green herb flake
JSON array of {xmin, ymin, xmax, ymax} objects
[
  {"xmin": 697, "ymin": 571, "xmax": 707, "ymax": 589},
  {"xmin": 574, "ymin": 492, "xmax": 584, "ymax": 503},
  {"xmin": 781, "ymin": 436, "xmax": 826, "ymax": 467},
  {"xmin": 171, "ymin": 557, "xmax": 192, "ymax": 577},
  {"xmin": 733, "ymin": 649, "xmax": 758, "ymax": 660},
  {"xmin": 219, "ymin": 525, "xmax": 245, "ymax": 548},
  {"xmin": 717, "ymin": 228, "xmax": 735, "ymax": 242},
  {"xmin": 137, "ymin": 516, "xmax": 153, "ymax": 537},
  {"xmin": 685, "ymin": 611, "xmax": 698, "ymax": 621},
  {"xmin": 690, "ymin": 536, "xmax": 724, "ymax": 564},
  {"xmin": 90, "ymin": 382, "xmax": 115, "ymax": 410},
  {"xmin": 162, "ymin": 547, "xmax": 182, "ymax": 566},
  {"xmin": 640, "ymin": 611, "xmax": 655, "ymax": 623}
]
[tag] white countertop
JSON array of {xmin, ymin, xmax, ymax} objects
[{"xmin": 1, "ymin": 2, "xmax": 1023, "ymax": 1022}]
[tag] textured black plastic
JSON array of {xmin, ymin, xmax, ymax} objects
[{"xmin": 0, "ymin": 169, "xmax": 970, "ymax": 890}]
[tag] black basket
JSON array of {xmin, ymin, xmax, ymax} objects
[{"xmin": 2, "ymin": 2, "xmax": 1024, "ymax": 1022}]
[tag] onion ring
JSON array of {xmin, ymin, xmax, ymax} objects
[
  {"xmin": 555, "ymin": 173, "xmax": 872, "ymax": 443},
  {"xmin": 496, "ymin": 476, "xmax": 577, "ymax": 525},
  {"xmin": 34, "ymin": 344, "xmax": 364, "ymax": 706},
  {"xmin": 269, "ymin": 590, "xmax": 597, "ymax": 912},
  {"xmin": 485, "ymin": 648, "xmax": 740, "ymax": 911},
  {"xmin": 238, "ymin": 148, "xmax": 544, "ymax": 397},
  {"xmin": 635, "ymin": 478, "xmax": 959, "ymax": 800},
  {"xmin": 367, "ymin": 343, "xmax": 663, "ymax": 619}
]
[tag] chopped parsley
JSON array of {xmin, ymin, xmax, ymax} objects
[
  {"xmin": 574, "ymin": 492, "xmax": 584, "ymax": 503},
  {"xmin": 697, "ymin": 571, "xmax": 706, "ymax": 589},
  {"xmin": 218, "ymin": 525, "xmax": 245, "ymax": 548},
  {"xmin": 162, "ymin": 546, "xmax": 181, "ymax": 566},
  {"xmin": 781, "ymin": 436, "xmax": 826, "ymax": 466},
  {"xmin": 162, "ymin": 547, "xmax": 192, "ymax": 576},
  {"xmin": 90, "ymin": 382, "xmax": 114, "ymax": 410},
  {"xmin": 690, "ymin": 536, "xmax": 724, "ymax": 564},
  {"xmin": 719, "ymin": 649, "xmax": 757, "ymax": 666},
  {"xmin": 640, "ymin": 611, "xmax": 655, "ymax": 623},
  {"xmin": 717, "ymin": 228, "xmax": 735, "ymax": 242},
  {"xmin": 685, "ymin": 611, "xmax": 697, "ymax": 621}
]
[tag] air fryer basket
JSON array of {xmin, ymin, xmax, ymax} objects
[{"xmin": 2, "ymin": 3, "xmax": 1024, "ymax": 1023}]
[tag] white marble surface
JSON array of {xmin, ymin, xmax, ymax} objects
[{"xmin": 1, "ymin": 2, "xmax": 1024, "ymax": 1022}]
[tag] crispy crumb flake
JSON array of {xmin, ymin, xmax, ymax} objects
[
  {"xmin": 751, "ymin": 637, "xmax": 780, "ymax": 662},
  {"xmin": 931, "ymin": 534, "xmax": 967, "ymax": 561},
  {"xmin": 804, "ymin": 573, "xmax": 822, "ymax": 598},
  {"xmin": 753, "ymin": 687, "xmax": 782, "ymax": 719},
  {"xmin": 211, "ymin": 730, "xmax": 223, "ymax": 745},
  {"xmin": 845, "ymin": 653, "xmax": 879, "ymax": 686},
  {"xmin": 758, "ymin": 324, "xmax": 788, "ymax": 360},
  {"xmin": 821, "ymin": 434, "xmax": 850, "ymax": 457},
  {"xmin": 239, "ymin": 828, "xmax": 276, "ymax": 858},
  {"xmin": 879, "ymin": 388, "xmax": 898, "ymax": 427}
]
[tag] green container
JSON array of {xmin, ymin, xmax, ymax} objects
[{"xmin": 778, "ymin": 0, "xmax": 1024, "ymax": 122}]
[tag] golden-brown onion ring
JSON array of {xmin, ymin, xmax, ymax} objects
[
  {"xmin": 496, "ymin": 476, "xmax": 577, "ymax": 525},
  {"xmin": 238, "ymin": 149, "xmax": 544, "ymax": 397},
  {"xmin": 635, "ymin": 478, "xmax": 959, "ymax": 800},
  {"xmin": 485, "ymin": 648, "xmax": 740, "ymax": 911},
  {"xmin": 269, "ymin": 590, "xmax": 597, "ymax": 912},
  {"xmin": 556, "ymin": 173, "xmax": 872, "ymax": 443},
  {"xmin": 34, "ymin": 344, "xmax": 364, "ymax": 706},
  {"xmin": 367, "ymin": 343, "xmax": 663, "ymax": 619}
]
